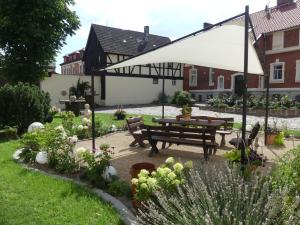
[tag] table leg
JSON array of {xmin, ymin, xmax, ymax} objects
[{"xmin": 220, "ymin": 134, "xmax": 226, "ymax": 147}]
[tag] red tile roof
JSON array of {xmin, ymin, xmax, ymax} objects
[{"xmin": 250, "ymin": 0, "xmax": 300, "ymax": 36}]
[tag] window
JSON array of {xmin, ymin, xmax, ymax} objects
[
  {"xmin": 218, "ymin": 75, "xmax": 224, "ymax": 89},
  {"xmin": 296, "ymin": 60, "xmax": 300, "ymax": 82},
  {"xmin": 153, "ymin": 78, "xmax": 158, "ymax": 84},
  {"xmin": 209, "ymin": 68, "xmax": 215, "ymax": 86},
  {"xmin": 270, "ymin": 61, "xmax": 284, "ymax": 83},
  {"xmin": 189, "ymin": 67, "xmax": 197, "ymax": 87},
  {"xmin": 168, "ymin": 62, "xmax": 173, "ymax": 68},
  {"xmin": 272, "ymin": 31, "xmax": 284, "ymax": 50},
  {"xmin": 172, "ymin": 79, "xmax": 176, "ymax": 86}
]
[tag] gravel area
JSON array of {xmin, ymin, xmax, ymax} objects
[{"xmin": 96, "ymin": 104, "xmax": 300, "ymax": 130}]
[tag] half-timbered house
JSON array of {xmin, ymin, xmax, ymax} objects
[{"xmin": 83, "ymin": 24, "xmax": 183, "ymax": 106}]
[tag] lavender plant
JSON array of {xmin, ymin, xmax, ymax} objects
[{"xmin": 138, "ymin": 165, "xmax": 299, "ymax": 225}]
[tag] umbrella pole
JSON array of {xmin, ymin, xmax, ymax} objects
[
  {"xmin": 91, "ymin": 68, "xmax": 96, "ymax": 152},
  {"xmin": 162, "ymin": 72, "xmax": 165, "ymax": 119},
  {"xmin": 241, "ymin": 5, "xmax": 249, "ymax": 167},
  {"xmin": 264, "ymin": 73, "xmax": 270, "ymax": 145}
]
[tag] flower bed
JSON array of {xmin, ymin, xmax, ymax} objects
[
  {"xmin": 13, "ymin": 119, "xmax": 132, "ymax": 210},
  {"xmin": 204, "ymin": 94, "xmax": 300, "ymax": 118}
]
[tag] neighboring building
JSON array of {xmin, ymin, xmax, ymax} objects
[
  {"xmin": 184, "ymin": 0, "xmax": 300, "ymax": 101},
  {"xmin": 60, "ymin": 48, "xmax": 85, "ymax": 75},
  {"xmin": 83, "ymin": 24, "xmax": 183, "ymax": 106}
]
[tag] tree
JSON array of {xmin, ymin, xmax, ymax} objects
[{"xmin": 0, "ymin": 0, "xmax": 80, "ymax": 84}]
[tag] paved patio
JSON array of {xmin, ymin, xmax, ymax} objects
[{"xmin": 77, "ymin": 130, "xmax": 300, "ymax": 182}]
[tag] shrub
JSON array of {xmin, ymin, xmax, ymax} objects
[
  {"xmin": 171, "ymin": 91, "xmax": 180, "ymax": 104},
  {"xmin": 114, "ymin": 105, "xmax": 126, "ymax": 120},
  {"xmin": 274, "ymin": 131, "xmax": 285, "ymax": 146},
  {"xmin": 175, "ymin": 91, "xmax": 191, "ymax": 107},
  {"xmin": 132, "ymin": 157, "xmax": 193, "ymax": 202},
  {"xmin": 138, "ymin": 165, "xmax": 299, "ymax": 225},
  {"xmin": 272, "ymin": 146, "xmax": 300, "ymax": 198},
  {"xmin": 80, "ymin": 144, "xmax": 113, "ymax": 188},
  {"xmin": 0, "ymin": 82, "xmax": 50, "ymax": 134},
  {"xmin": 61, "ymin": 111, "xmax": 76, "ymax": 134},
  {"xmin": 107, "ymin": 179, "xmax": 132, "ymax": 198}
]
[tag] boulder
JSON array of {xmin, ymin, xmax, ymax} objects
[{"xmin": 36, "ymin": 151, "xmax": 48, "ymax": 164}]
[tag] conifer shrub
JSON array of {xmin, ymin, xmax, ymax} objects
[{"xmin": 0, "ymin": 82, "xmax": 50, "ymax": 133}]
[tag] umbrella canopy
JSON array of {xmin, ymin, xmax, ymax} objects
[{"xmin": 104, "ymin": 24, "xmax": 263, "ymax": 75}]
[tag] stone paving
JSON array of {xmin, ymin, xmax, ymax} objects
[{"xmin": 96, "ymin": 104, "xmax": 300, "ymax": 130}]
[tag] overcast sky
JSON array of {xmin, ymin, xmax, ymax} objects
[{"xmin": 55, "ymin": 0, "xmax": 277, "ymax": 71}]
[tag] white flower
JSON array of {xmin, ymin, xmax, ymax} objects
[
  {"xmin": 131, "ymin": 178, "xmax": 139, "ymax": 185},
  {"xmin": 69, "ymin": 135, "xmax": 78, "ymax": 144},
  {"xmin": 82, "ymin": 118, "xmax": 91, "ymax": 126},
  {"xmin": 35, "ymin": 151, "xmax": 48, "ymax": 164},
  {"xmin": 110, "ymin": 124, "xmax": 117, "ymax": 132},
  {"xmin": 165, "ymin": 157, "xmax": 174, "ymax": 164},
  {"xmin": 173, "ymin": 163, "xmax": 184, "ymax": 172},
  {"xmin": 83, "ymin": 125, "xmax": 89, "ymax": 130},
  {"xmin": 13, "ymin": 148, "xmax": 24, "ymax": 161},
  {"xmin": 77, "ymin": 125, "xmax": 84, "ymax": 131},
  {"xmin": 75, "ymin": 147, "xmax": 88, "ymax": 155}
]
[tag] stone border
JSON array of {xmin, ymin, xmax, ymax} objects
[{"xmin": 20, "ymin": 163, "xmax": 138, "ymax": 225}]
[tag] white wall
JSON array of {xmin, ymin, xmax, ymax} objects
[
  {"xmin": 40, "ymin": 74, "xmax": 101, "ymax": 108},
  {"xmin": 105, "ymin": 76, "xmax": 183, "ymax": 106}
]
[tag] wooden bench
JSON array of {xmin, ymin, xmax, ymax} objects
[
  {"xmin": 142, "ymin": 125, "xmax": 218, "ymax": 160},
  {"xmin": 126, "ymin": 117, "xmax": 147, "ymax": 147},
  {"xmin": 175, "ymin": 115, "xmax": 234, "ymax": 147}
]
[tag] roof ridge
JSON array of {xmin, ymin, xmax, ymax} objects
[{"xmin": 91, "ymin": 23, "xmax": 170, "ymax": 39}]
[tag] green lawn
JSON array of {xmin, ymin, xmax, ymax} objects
[
  {"xmin": 52, "ymin": 112, "xmax": 157, "ymax": 128},
  {"xmin": 0, "ymin": 140, "xmax": 124, "ymax": 225}
]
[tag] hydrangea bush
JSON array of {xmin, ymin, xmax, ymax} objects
[{"xmin": 132, "ymin": 157, "xmax": 193, "ymax": 201}]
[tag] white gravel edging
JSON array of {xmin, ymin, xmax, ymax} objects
[{"xmin": 20, "ymin": 164, "xmax": 138, "ymax": 225}]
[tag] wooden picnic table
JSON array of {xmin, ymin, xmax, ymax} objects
[
  {"xmin": 152, "ymin": 117, "xmax": 225, "ymax": 151},
  {"xmin": 152, "ymin": 118, "xmax": 225, "ymax": 128}
]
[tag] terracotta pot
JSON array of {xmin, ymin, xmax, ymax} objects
[
  {"xmin": 266, "ymin": 133, "xmax": 278, "ymax": 145},
  {"xmin": 130, "ymin": 162, "xmax": 156, "ymax": 208},
  {"xmin": 182, "ymin": 114, "xmax": 191, "ymax": 121}
]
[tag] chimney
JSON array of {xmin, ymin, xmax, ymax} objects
[
  {"xmin": 203, "ymin": 22, "xmax": 212, "ymax": 29},
  {"xmin": 277, "ymin": 0, "xmax": 294, "ymax": 6},
  {"xmin": 144, "ymin": 26, "xmax": 149, "ymax": 42}
]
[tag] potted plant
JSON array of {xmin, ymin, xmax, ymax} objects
[
  {"xmin": 265, "ymin": 119, "xmax": 283, "ymax": 145},
  {"xmin": 114, "ymin": 105, "xmax": 126, "ymax": 120},
  {"xmin": 181, "ymin": 104, "xmax": 192, "ymax": 121}
]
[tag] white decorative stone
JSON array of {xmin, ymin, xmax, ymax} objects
[
  {"xmin": 13, "ymin": 148, "xmax": 24, "ymax": 161},
  {"xmin": 28, "ymin": 122, "xmax": 44, "ymax": 132},
  {"xmin": 36, "ymin": 151, "xmax": 48, "ymax": 164},
  {"xmin": 102, "ymin": 166, "xmax": 117, "ymax": 181},
  {"xmin": 246, "ymin": 124, "xmax": 252, "ymax": 132}
]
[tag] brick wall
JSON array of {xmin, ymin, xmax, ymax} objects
[
  {"xmin": 266, "ymin": 50, "xmax": 300, "ymax": 88},
  {"xmin": 183, "ymin": 66, "xmax": 259, "ymax": 91},
  {"xmin": 284, "ymin": 28, "xmax": 299, "ymax": 48}
]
